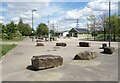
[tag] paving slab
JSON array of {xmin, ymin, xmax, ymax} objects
[{"xmin": 1, "ymin": 38, "xmax": 119, "ymax": 81}]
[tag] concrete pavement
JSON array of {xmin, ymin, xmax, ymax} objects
[{"xmin": 1, "ymin": 38, "xmax": 119, "ymax": 81}]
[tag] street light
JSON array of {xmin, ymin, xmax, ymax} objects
[
  {"xmin": 86, "ymin": 17, "xmax": 89, "ymax": 40},
  {"xmin": 32, "ymin": 9, "xmax": 37, "ymax": 41},
  {"xmin": 108, "ymin": 0, "xmax": 111, "ymax": 47},
  {"xmin": 48, "ymin": 14, "xmax": 51, "ymax": 41}
]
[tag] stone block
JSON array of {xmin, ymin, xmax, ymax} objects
[
  {"xmin": 36, "ymin": 43, "xmax": 44, "ymax": 46},
  {"xmin": 74, "ymin": 51, "xmax": 97, "ymax": 60},
  {"xmin": 31, "ymin": 55, "xmax": 63, "ymax": 70},
  {"xmin": 56, "ymin": 43, "xmax": 66, "ymax": 47},
  {"xmin": 79, "ymin": 42, "xmax": 90, "ymax": 47},
  {"xmin": 36, "ymin": 39, "xmax": 43, "ymax": 42},
  {"xmin": 101, "ymin": 43, "xmax": 107, "ymax": 49},
  {"xmin": 53, "ymin": 37, "xmax": 57, "ymax": 41},
  {"xmin": 104, "ymin": 47, "xmax": 115, "ymax": 54}
]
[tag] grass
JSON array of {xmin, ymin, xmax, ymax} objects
[
  {"xmin": 0, "ymin": 37, "xmax": 25, "ymax": 42},
  {"xmin": 0, "ymin": 44, "xmax": 17, "ymax": 58}
]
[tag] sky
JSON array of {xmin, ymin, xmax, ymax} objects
[{"xmin": 0, "ymin": 0, "xmax": 119, "ymax": 31}]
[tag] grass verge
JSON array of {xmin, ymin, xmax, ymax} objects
[
  {"xmin": 0, "ymin": 37, "xmax": 25, "ymax": 42},
  {"xmin": 0, "ymin": 44, "xmax": 17, "ymax": 58}
]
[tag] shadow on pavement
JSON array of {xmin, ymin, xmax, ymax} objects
[
  {"xmin": 100, "ymin": 51, "xmax": 113, "ymax": 55},
  {"xmin": 26, "ymin": 65, "xmax": 39, "ymax": 71}
]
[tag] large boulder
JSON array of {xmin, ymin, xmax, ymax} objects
[
  {"xmin": 56, "ymin": 43, "xmax": 66, "ymax": 47},
  {"xmin": 74, "ymin": 51, "xmax": 97, "ymax": 60},
  {"xmin": 104, "ymin": 47, "xmax": 115, "ymax": 54},
  {"xmin": 31, "ymin": 55, "xmax": 63, "ymax": 70},
  {"xmin": 36, "ymin": 43, "xmax": 44, "ymax": 46},
  {"xmin": 79, "ymin": 42, "xmax": 90, "ymax": 47}
]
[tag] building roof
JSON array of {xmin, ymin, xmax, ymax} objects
[
  {"xmin": 75, "ymin": 28, "xmax": 88, "ymax": 33},
  {"xmin": 69, "ymin": 28, "xmax": 88, "ymax": 33}
]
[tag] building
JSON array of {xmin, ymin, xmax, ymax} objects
[
  {"xmin": 69, "ymin": 28, "xmax": 88, "ymax": 37},
  {"xmin": 55, "ymin": 31, "xmax": 69, "ymax": 37}
]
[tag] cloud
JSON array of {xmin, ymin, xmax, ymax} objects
[
  {"xmin": 11, "ymin": 17, "xmax": 19, "ymax": 24},
  {"xmin": 0, "ymin": 16, "xmax": 5, "ymax": 20},
  {"xmin": 1, "ymin": 0, "xmax": 119, "ymax": 31},
  {"xmin": 87, "ymin": 0, "xmax": 118, "ymax": 11},
  {"xmin": 20, "ymin": 11, "xmax": 39, "ymax": 20},
  {"xmin": 2, "ymin": 0, "xmax": 51, "ymax": 2},
  {"xmin": 0, "ymin": 16, "xmax": 5, "ymax": 23},
  {"xmin": 0, "ymin": 20, "xmax": 4, "ymax": 23}
]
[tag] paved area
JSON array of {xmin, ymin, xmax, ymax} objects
[{"xmin": 1, "ymin": 38, "xmax": 119, "ymax": 81}]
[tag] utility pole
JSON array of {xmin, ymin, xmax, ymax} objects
[
  {"xmin": 77, "ymin": 19, "xmax": 79, "ymax": 28},
  {"xmin": 56, "ymin": 23, "xmax": 59, "ymax": 37},
  {"xmin": 53, "ymin": 22, "xmax": 55, "ymax": 36},
  {"xmin": 77, "ymin": 9, "xmax": 79, "ymax": 28},
  {"xmin": 108, "ymin": 0, "xmax": 111, "ymax": 47}
]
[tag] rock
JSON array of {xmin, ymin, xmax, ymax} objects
[
  {"xmin": 104, "ymin": 47, "xmax": 115, "ymax": 54},
  {"xmin": 74, "ymin": 51, "xmax": 97, "ymax": 60},
  {"xmin": 31, "ymin": 55, "xmax": 63, "ymax": 70},
  {"xmin": 36, "ymin": 43, "xmax": 44, "ymax": 46},
  {"xmin": 79, "ymin": 42, "xmax": 90, "ymax": 47},
  {"xmin": 36, "ymin": 39, "xmax": 43, "ymax": 42},
  {"xmin": 102, "ymin": 43, "xmax": 107, "ymax": 49},
  {"xmin": 53, "ymin": 37, "xmax": 57, "ymax": 41},
  {"xmin": 45, "ymin": 38, "xmax": 49, "ymax": 41},
  {"xmin": 56, "ymin": 43, "xmax": 66, "ymax": 47},
  {"xmin": 50, "ymin": 37, "xmax": 53, "ymax": 41}
]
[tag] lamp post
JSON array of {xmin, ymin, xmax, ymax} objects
[
  {"xmin": 48, "ymin": 14, "xmax": 51, "ymax": 41},
  {"xmin": 32, "ymin": 9, "xmax": 37, "ymax": 41},
  {"xmin": 93, "ymin": 18, "xmax": 95, "ymax": 41},
  {"xmin": 108, "ymin": 0, "xmax": 111, "ymax": 47},
  {"xmin": 86, "ymin": 18, "xmax": 89, "ymax": 40}
]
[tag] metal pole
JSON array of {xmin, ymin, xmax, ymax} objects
[
  {"xmin": 53, "ymin": 22, "xmax": 55, "ymax": 36},
  {"xmin": 48, "ymin": 14, "xmax": 50, "ymax": 41},
  {"xmin": 57, "ymin": 23, "xmax": 59, "ymax": 37},
  {"xmin": 32, "ymin": 10, "xmax": 36, "ymax": 42},
  {"xmin": 94, "ymin": 19, "xmax": 95, "ymax": 41},
  {"xmin": 77, "ymin": 9, "xmax": 79, "ymax": 28},
  {"xmin": 109, "ymin": 0, "xmax": 111, "ymax": 47},
  {"xmin": 32, "ymin": 10, "xmax": 33, "ymax": 42},
  {"xmin": 86, "ymin": 18, "xmax": 88, "ymax": 40}
]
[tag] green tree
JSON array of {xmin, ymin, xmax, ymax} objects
[
  {"xmin": 22, "ymin": 23, "xmax": 32, "ymax": 36},
  {"xmin": 103, "ymin": 14, "xmax": 119, "ymax": 41},
  {"xmin": 0, "ymin": 23, "xmax": 6, "ymax": 38},
  {"xmin": 17, "ymin": 18, "xmax": 24, "ymax": 35},
  {"xmin": 5, "ymin": 21, "xmax": 17, "ymax": 39},
  {"xmin": 36, "ymin": 23, "xmax": 49, "ymax": 36},
  {"xmin": 17, "ymin": 18, "xmax": 32, "ymax": 36},
  {"xmin": 50, "ymin": 29, "xmax": 55, "ymax": 36}
]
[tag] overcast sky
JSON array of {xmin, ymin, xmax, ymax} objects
[{"xmin": 0, "ymin": 0, "xmax": 119, "ymax": 31}]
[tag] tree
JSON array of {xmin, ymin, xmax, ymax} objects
[
  {"xmin": 5, "ymin": 21, "xmax": 17, "ymax": 39},
  {"xmin": 87, "ymin": 14, "xmax": 96, "ymax": 40},
  {"xmin": 100, "ymin": 13, "xmax": 108, "ymax": 41},
  {"xmin": 103, "ymin": 14, "xmax": 119, "ymax": 41},
  {"xmin": 17, "ymin": 18, "xmax": 24, "ymax": 35},
  {"xmin": 50, "ymin": 29, "xmax": 55, "ymax": 36},
  {"xmin": 17, "ymin": 18, "xmax": 32, "ymax": 36},
  {"xmin": 0, "ymin": 23, "xmax": 6, "ymax": 38},
  {"xmin": 22, "ymin": 23, "xmax": 32, "ymax": 36},
  {"xmin": 36, "ymin": 23, "xmax": 49, "ymax": 36}
]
